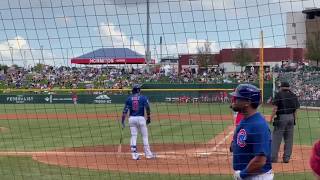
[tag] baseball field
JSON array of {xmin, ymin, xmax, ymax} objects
[{"xmin": 0, "ymin": 103, "xmax": 317, "ymax": 180}]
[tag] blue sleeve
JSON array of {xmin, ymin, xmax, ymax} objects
[
  {"xmin": 144, "ymin": 96, "xmax": 151, "ymax": 115},
  {"xmin": 123, "ymin": 98, "xmax": 130, "ymax": 114},
  {"xmin": 144, "ymin": 96, "xmax": 150, "ymax": 108},
  {"xmin": 249, "ymin": 124, "xmax": 271, "ymax": 156}
]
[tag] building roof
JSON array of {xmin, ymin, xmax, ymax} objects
[
  {"xmin": 160, "ymin": 56, "xmax": 179, "ymax": 63},
  {"xmin": 178, "ymin": 48, "xmax": 305, "ymax": 65},
  {"xmin": 76, "ymin": 48, "xmax": 144, "ymax": 59},
  {"xmin": 71, "ymin": 48, "xmax": 150, "ymax": 65},
  {"xmin": 302, "ymin": 8, "xmax": 320, "ymax": 14}
]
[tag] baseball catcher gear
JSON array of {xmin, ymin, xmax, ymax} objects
[{"xmin": 230, "ymin": 84, "xmax": 261, "ymax": 107}]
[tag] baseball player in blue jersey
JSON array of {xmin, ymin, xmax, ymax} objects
[
  {"xmin": 121, "ymin": 84, "xmax": 155, "ymax": 160},
  {"xmin": 230, "ymin": 84, "xmax": 273, "ymax": 180}
]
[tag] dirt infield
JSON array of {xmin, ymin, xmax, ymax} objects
[
  {"xmin": 29, "ymin": 144, "xmax": 311, "ymax": 175},
  {"xmin": 0, "ymin": 143, "xmax": 312, "ymax": 175},
  {"xmin": 0, "ymin": 113, "xmax": 311, "ymax": 175}
]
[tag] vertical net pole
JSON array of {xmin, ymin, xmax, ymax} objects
[
  {"xmin": 145, "ymin": 0, "xmax": 151, "ymax": 73},
  {"xmin": 260, "ymin": 31, "xmax": 264, "ymax": 103}
]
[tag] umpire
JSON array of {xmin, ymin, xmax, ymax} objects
[{"xmin": 270, "ymin": 81, "xmax": 300, "ymax": 163}]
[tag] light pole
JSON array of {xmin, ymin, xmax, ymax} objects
[
  {"xmin": 9, "ymin": 47, "xmax": 13, "ymax": 65},
  {"xmin": 66, "ymin": 48, "xmax": 69, "ymax": 66},
  {"xmin": 153, "ymin": 47, "xmax": 156, "ymax": 61},
  {"xmin": 40, "ymin": 45, "xmax": 44, "ymax": 64},
  {"xmin": 160, "ymin": 36, "xmax": 162, "ymax": 62},
  {"xmin": 23, "ymin": 50, "xmax": 27, "ymax": 68}
]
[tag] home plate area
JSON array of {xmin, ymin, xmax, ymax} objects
[{"xmin": 26, "ymin": 143, "xmax": 312, "ymax": 175}]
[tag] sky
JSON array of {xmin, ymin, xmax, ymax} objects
[{"xmin": 0, "ymin": 0, "xmax": 318, "ymax": 66}]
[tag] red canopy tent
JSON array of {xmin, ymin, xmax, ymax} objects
[{"xmin": 71, "ymin": 48, "xmax": 155, "ymax": 65}]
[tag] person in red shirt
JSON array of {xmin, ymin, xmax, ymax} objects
[
  {"xmin": 232, "ymin": 96, "xmax": 244, "ymax": 126},
  {"xmin": 72, "ymin": 91, "xmax": 78, "ymax": 105},
  {"xmin": 310, "ymin": 140, "xmax": 320, "ymax": 179},
  {"xmin": 235, "ymin": 111, "xmax": 244, "ymax": 126},
  {"xmin": 223, "ymin": 91, "xmax": 229, "ymax": 103}
]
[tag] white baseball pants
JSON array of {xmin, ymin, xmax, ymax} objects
[{"xmin": 128, "ymin": 116, "xmax": 152, "ymax": 155}]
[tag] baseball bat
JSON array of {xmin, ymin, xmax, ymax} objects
[{"xmin": 117, "ymin": 127, "xmax": 124, "ymax": 153}]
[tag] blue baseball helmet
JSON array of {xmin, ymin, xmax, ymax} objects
[
  {"xmin": 132, "ymin": 84, "xmax": 141, "ymax": 94},
  {"xmin": 230, "ymin": 84, "xmax": 261, "ymax": 107}
]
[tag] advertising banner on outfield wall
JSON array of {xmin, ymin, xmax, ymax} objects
[
  {"xmin": 0, "ymin": 94, "xmax": 127, "ymax": 104},
  {"xmin": 1, "ymin": 94, "xmax": 319, "ymax": 107},
  {"xmin": 5, "ymin": 95, "xmax": 36, "ymax": 104}
]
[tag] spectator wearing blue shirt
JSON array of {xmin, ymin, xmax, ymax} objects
[
  {"xmin": 230, "ymin": 84, "xmax": 273, "ymax": 180},
  {"xmin": 121, "ymin": 84, "xmax": 155, "ymax": 160}
]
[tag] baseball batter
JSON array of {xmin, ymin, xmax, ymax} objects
[
  {"xmin": 230, "ymin": 84, "xmax": 273, "ymax": 180},
  {"xmin": 121, "ymin": 84, "xmax": 155, "ymax": 160}
]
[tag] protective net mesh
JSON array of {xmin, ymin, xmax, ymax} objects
[{"xmin": 0, "ymin": 0, "xmax": 319, "ymax": 179}]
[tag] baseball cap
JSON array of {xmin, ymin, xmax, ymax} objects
[
  {"xmin": 280, "ymin": 81, "xmax": 290, "ymax": 88},
  {"xmin": 310, "ymin": 140, "xmax": 320, "ymax": 177}
]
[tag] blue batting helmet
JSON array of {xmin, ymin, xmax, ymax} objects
[
  {"xmin": 132, "ymin": 84, "xmax": 141, "ymax": 94},
  {"xmin": 230, "ymin": 84, "xmax": 261, "ymax": 107}
]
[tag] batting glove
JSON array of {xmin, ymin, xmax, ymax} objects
[
  {"xmin": 233, "ymin": 170, "xmax": 243, "ymax": 180},
  {"xmin": 146, "ymin": 116, "xmax": 151, "ymax": 125}
]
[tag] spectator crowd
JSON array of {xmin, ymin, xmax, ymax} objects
[
  {"xmin": 276, "ymin": 63, "xmax": 320, "ymax": 106},
  {"xmin": 0, "ymin": 63, "xmax": 319, "ymax": 106},
  {"xmin": 0, "ymin": 64, "xmax": 269, "ymax": 90}
]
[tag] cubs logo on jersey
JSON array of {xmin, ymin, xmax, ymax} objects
[{"xmin": 237, "ymin": 129, "xmax": 247, "ymax": 147}]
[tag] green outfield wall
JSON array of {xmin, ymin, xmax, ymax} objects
[{"xmin": 0, "ymin": 83, "xmax": 273, "ymax": 104}]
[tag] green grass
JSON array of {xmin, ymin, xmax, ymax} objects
[
  {"xmin": 274, "ymin": 173, "xmax": 315, "ymax": 180},
  {"xmin": 0, "ymin": 103, "xmax": 317, "ymax": 150},
  {"xmin": 294, "ymin": 110, "xmax": 320, "ymax": 145},
  {"xmin": 0, "ymin": 103, "xmax": 317, "ymax": 179},
  {"xmin": 0, "ymin": 104, "xmax": 123, "ymax": 114},
  {"xmin": 0, "ymin": 103, "xmax": 235, "ymax": 115},
  {"xmin": 0, "ymin": 103, "xmax": 274, "ymax": 115},
  {"xmin": 268, "ymin": 110, "xmax": 320, "ymax": 146},
  {"xmin": 0, "ymin": 157, "xmax": 314, "ymax": 180},
  {"xmin": 0, "ymin": 117, "xmax": 230, "ymax": 151},
  {"xmin": 150, "ymin": 120, "xmax": 230, "ymax": 144},
  {"xmin": 0, "ymin": 103, "xmax": 317, "ymax": 147}
]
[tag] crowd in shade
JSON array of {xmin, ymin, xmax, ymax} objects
[
  {"xmin": 178, "ymin": 67, "xmax": 272, "ymax": 84},
  {"xmin": 276, "ymin": 64, "xmax": 320, "ymax": 105}
]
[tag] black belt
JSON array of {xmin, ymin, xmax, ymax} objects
[{"xmin": 277, "ymin": 112, "xmax": 294, "ymax": 115}]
